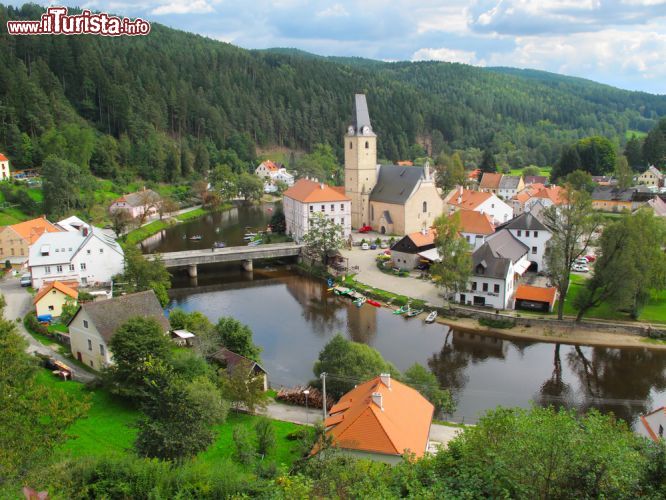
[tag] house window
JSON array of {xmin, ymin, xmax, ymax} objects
[
  {"xmin": 99, "ymin": 248, "xmax": 104, "ymax": 254},
  {"xmin": 80, "ymin": 263, "xmax": 86, "ymax": 270},
  {"xmin": 341, "ymin": 217, "xmax": 344, "ymax": 226},
  {"xmin": 48, "ymin": 305, "xmax": 54, "ymax": 311},
  {"xmin": 83, "ymin": 320, "xmax": 89, "ymax": 329},
  {"xmin": 423, "ymin": 201, "xmax": 427, "ymax": 213},
  {"xmin": 89, "ymin": 360, "xmax": 94, "ymax": 368},
  {"xmin": 100, "ymin": 344, "xmax": 105, "ymax": 356},
  {"xmin": 472, "ymin": 281, "xmax": 477, "ymax": 291},
  {"xmin": 349, "ymin": 141, "xmax": 353, "ymax": 149},
  {"xmin": 517, "ymin": 230, "xmax": 522, "ymax": 236},
  {"xmin": 534, "ymin": 231, "xmax": 539, "ymax": 237},
  {"xmin": 309, "ymin": 205, "xmax": 313, "ymax": 213},
  {"xmin": 87, "ymin": 249, "xmax": 91, "ymax": 255},
  {"xmin": 365, "ymin": 141, "xmax": 369, "ymax": 149},
  {"xmin": 532, "ymin": 246, "xmax": 537, "ymax": 254},
  {"xmin": 87, "ymin": 339, "xmax": 92, "ymax": 351},
  {"xmin": 44, "ymin": 266, "xmax": 51, "ymax": 274},
  {"xmin": 321, "ymin": 205, "xmax": 325, "ymax": 212},
  {"xmin": 371, "ymin": 205, "xmax": 374, "ymax": 220},
  {"xmin": 482, "ymin": 283, "xmax": 488, "ymax": 292},
  {"xmin": 494, "ymin": 284, "xmax": 500, "ymax": 293},
  {"xmin": 330, "ymin": 204, "xmax": 334, "ymax": 212},
  {"xmin": 69, "ymin": 264, "xmax": 75, "ymax": 271},
  {"xmin": 57, "ymin": 265, "xmax": 63, "ymax": 273},
  {"xmin": 340, "ymin": 204, "xmax": 344, "ymax": 210}
]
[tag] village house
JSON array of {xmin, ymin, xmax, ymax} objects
[
  {"xmin": 0, "ymin": 153, "xmax": 10, "ymax": 180},
  {"xmin": 591, "ymin": 186, "xmax": 653, "ymax": 212},
  {"xmin": 444, "ymin": 187, "xmax": 513, "ymax": 225},
  {"xmin": 455, "ymin": 230, "xmax": 530, "ymax": 309},
  {"xmin": 28, "ymin": 224, "xmax": 124, "ymax": 288},
  {"xmin": 638, "ymin": 166, "xmax": 664, "ymax": 188},
  {"xmin": 636, "ymin": 407, "xmax": 666, "ymax": 443},
  {"xmin": 457, "ymin": 210, "xmax": 495, "ymax": 251},
  {"xmin": 68, "ymin": 290, "xmax": 170, "ymax": 370},
  {"xmin": 0, "ymin": 216, "xmax": 61, "ymax": 265},
  {"xmin": 492, "ymin": 212, "xmax": 552, "ymax": 272},
  {"xmin": 109, "ymin": 188, "xmax": 161, "ymax": 219},
  {"xmin": 210, "ymin": 347, "xmax": 269, "ymax": 391},
  {"xmin": 255, "ymin": 159, "xmax": 281, "ymax": 178},
  {"xmin": 591, "ymin": 175, "xmax": 617, "ymax": 187},
  {"xmin": 642, "ymin": 196, "xmax": 666, "ymax": 217},
  {"xmin": 478, "ymin": 172, "xmax": 503, "ymax": 194},
  {"xmin": 524, "ymin": 175, "xmax": 548, "ymax": 186},
  {"xmin": 390, "ymin": 228, "xmax": 436, "ymax": 270},
  {"xmin": 319, "ymin": 374, "xmax": 434, "ymax": 464},
  {"xmin": 255, "ymin": 160, "xmax": 295, "ymax": 193},
  {"xmin": 344, "ymin": 94, "xmax": 443, "ymax": 235},
  {"xmin": 283, "ymin": 178, "xmax": 351, "ymax": 242},
  {"xmin": 33, "ymin": 280, "xmax": 78, "ymax": 318},
  {"xmin": 511, "ymin": 184, "xmax": 566, "ymax": 216},
  {"xmin": 497, "ymin": 175, "xmax": 525, "ymax": 199}
]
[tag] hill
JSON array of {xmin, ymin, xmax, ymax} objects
[{"xmin": 1, "ymin": 3, "xmax": 665, "ymax": 184}]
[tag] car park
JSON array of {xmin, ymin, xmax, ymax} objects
[{"xmin": 361, "ymin": 243, "xmax": 369, "ymax": 250}]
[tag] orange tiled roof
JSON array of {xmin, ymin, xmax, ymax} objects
[
  {"xmin": 448, "ymin": 189, "xmax": 493, "ymax": 210},
  {"xmin": 640, "ymin": 407, "xmax": 666, "ymax": 442},
  {"xmin": 396, "ymin": 160, "xmax": 414, "ymax": 166},
  {"xmin": 331, "ymin": 186, "xmax": 346, "ymax": 195},
  {"xmin": 0, "ymin": 153, "xmax": 8, "ymax": 161},
  {"xmin": 407, "ymin": 228, "xmax": 436, "ymax": 247},
  {"xmin": 479, "ymin": 172, "xmax": 502, "ymax": 189},
  {"xmin": 515, "ymin": 285, "xmax": 557, "ymax": 305},
  {"xmin": 283, "ymin": 179, "xmax": 350, "ymax": 203},
  {"xmin": 534, "ymin": 186, "xmax": 567, "ymax": 205},
  {"xmin": 261, "ymin": 160, "xmax": 280, "ymax": 172},
  {"xmin": 456, "ymin": 210, "xmax": 495, "ymax": 235},
  {"xmin": 322, "ymin": 375, "xmax": 434, "ymax": 457},
  {"xmin": 33, "ymin": 281, "xmax": 79, "ymax": 305},
  {"xmin": 9, "ymin": 217, "xmax": 61, "ymax": 244},
  {"xmin": 467, "ymin": 168, "xmax": 481, "ymax": 180}
]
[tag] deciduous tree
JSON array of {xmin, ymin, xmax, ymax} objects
[
  {"xmin": 302, "ymin": 211, "xmax": 344, "ymax": 266},
  {"xmin": 214, "ymin": 317, "xmax": 262, "ymax": 361},
  {"xmin": 430, "ymin": 212, "xmax": 472, "ymax": 299}
]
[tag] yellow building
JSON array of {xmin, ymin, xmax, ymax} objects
[
  {"xmin": 638, "ymin": 166, "xmax": 664, "ymax": 188},
  {"xmin": 344, "ymin": 94, "xmax": 443, "ymax": 235},
  {"xmin": 33, "ymin": 281, "xmax": 78, "ymax": 318},
  {"xmin": 0, "ymin": 216, "xmax": 61, "ymax": 265}
]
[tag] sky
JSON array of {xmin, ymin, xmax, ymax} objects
[{"xmin": 10, "ymin": 0, "xmax": 666, "ymax": 94}]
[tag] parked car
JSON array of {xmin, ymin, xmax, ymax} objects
[
  {"xmin": 370, "ymin": 243, "xmax": 377, "ymax": 250},
  {"xmin": 585, "ymin": 255, "xmax": 596, "ymax": 262},
  {"xmin": 572, "ymin": 264, "xmax": 589, "ymax": 273},
  {"xmin": 361, "ymin": 243, "xmax": 370, "ymax": 250},
  {"xmin": 19, "ymin": 274, "xmax": 31, "ymax": 287},
  {"xmin": 358, "ymin": 225, "xmax": 372, "ymax": 233},
  {"xmin": 379, "ymin": 241, "xmax": 388, "ymax": 249},
  {"xmin": 575, "ymin": 257, "xmax": 589, "ymax": 265}
]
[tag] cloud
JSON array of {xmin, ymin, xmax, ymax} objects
[
  {"xmin": 317, "ymin": 4, "xmax": 349, "ymax": 18},
  {"xmin": 412, "ymin": 47, "xmax": 486, "ymax": 66},
  {"xmin": 151, "ymin": 0, "xmax": 215, "ymax": 15}
]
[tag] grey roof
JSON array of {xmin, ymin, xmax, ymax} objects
[
  {"xmin": 496, "ymin": 212, "xmax": 548, "ymax": 232},
  {"xmin": 499, "ymin": 175, "xmax": 522, "ymax": 190},
  {"xmin": 471, "ymin": 243, "xmax": 512, "ymax": 280},
  {"xmin": 370, "ymin": 165, "xmax": 426, "ymax": 204},
  {"xmin": 210, "ymin": 347, "xmax": 267, "ymax": 375},
  {"xmin": 591, "ymin": 186, "xmax": 636, "ymax": 202},
  {"xmin": 486, "ymin": 229, "xmax": 529, "ymax": 262},
  {"xmin": 350, "ymin": 94, "xmax": 373, "ymax": 135},
  {"xmin": 72, "ymin": 290, "xmax": 170, "ymax": 343},
  {"xmin": 120, "ymin": 189, "xmax": 160, "ymax": 208}
]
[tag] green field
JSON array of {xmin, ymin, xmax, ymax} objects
[
  {"xmin": 625, "ymin": 129, "xmax": 648, "ymax": 140},
  {"xmin": 37, "ymin": 371, "xmax": 303, "ymax": 467},
  {"xmin": 0, "ymin": 207, "xmax": 30, "ymax": 225},
  {"xmin": 508, "ymin": 166, "xmax": 552, "ymax": 177}
]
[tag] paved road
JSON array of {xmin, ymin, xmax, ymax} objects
[{"xmin": 0, "ymin": 276, "xmax": 96, "ymax": 382}]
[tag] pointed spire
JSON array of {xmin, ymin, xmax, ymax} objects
[{"xmin": 350, "ymin": 94, "xmax": 374, "ymax": 136}]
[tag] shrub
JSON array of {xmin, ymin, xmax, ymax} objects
[
  {"xmin": 478, "ymin": 317, "xmax": 515, "ymax": 329},
  {"xmin": 24, "ymin": 312, "xmax": 50, "ymax": 337},
  {"xmin": 255, "ymin": 417, "xmax": 276, "ymax": 457},
  {"xmin": 232, "ymin": 425, "xmax": 255, "ymax": 465}
]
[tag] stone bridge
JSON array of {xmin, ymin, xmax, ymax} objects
[{"xmin": 146, "ymin": 242, "xmax": 305, "ymax": 276}]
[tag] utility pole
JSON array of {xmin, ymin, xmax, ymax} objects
[{"xmin": 320, "ymin": 372, "xmax": 327, "ymax": 420}]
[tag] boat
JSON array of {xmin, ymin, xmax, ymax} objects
[
  {"xmin": 247, "ymin": 240, "xmax": 262, "ymax": 247},
  {"xmin": 189, "ymin": 235, "xmax": 202, "ymax": 241},
  {"xmin": 393, "ymin": 305, "xmax": 410, "ymax": 315},
  {"xmin": 367, "ymin": 299, "xmax": 381, "ymax": 308},
  {"xmin": 425, "ymin": 311, "xmax": 438, "ymax": 324},
  {"xmin": 406, "ymin": 308, "xmax": 424, "ymax": 318},
  {"xmin": 213, "ymin": 241, "xmax": 226, "ymax": 249},
  {"xmin": 354, "ymin": 297, "xmax": 367, "ymax": 307}
]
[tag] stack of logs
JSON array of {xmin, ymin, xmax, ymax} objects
[{"xmin": 276, "ymin": 386, "xmax": 333, "ymax": 410}]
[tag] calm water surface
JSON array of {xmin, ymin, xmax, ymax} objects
[{"xmin": 157, "ymin": 205, "xmax": 666, "ymax": 424}]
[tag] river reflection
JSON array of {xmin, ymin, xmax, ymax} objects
[{"xmin": 168, "ymin": 264, "xmax": 666, "ymax": 424}]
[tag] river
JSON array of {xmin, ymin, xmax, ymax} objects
[{"xmin": 146, "ymin": 204, "xmax": 666, "ymax": 424}]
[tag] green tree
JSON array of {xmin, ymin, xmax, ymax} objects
[
  {"xmin": 564, "ymin": 169, "xmax": 595, "ymax": 194},
  {"xmin": 624, "ymin": 135, "xmax": 645, "ymax": 170},
  {"xmin": 522, "ymin": 165, "xmax": 541, "ymax": 177},
  {"xmin": 296, "ymin": 144, "xmax": 340, "ymax": 184},
  {"xmin": 614, "ymin": 155, "xmax": 633, "ymax": 189},
  {"xmin": 232, "ymin": 425, "xmax": 255, "ymax": 465},
  {"xmin": 479, "ymin": 149, "xmax": 497, "ymax": 173},
  {"xmin": 218, "ymin": 359, "xmax": 269, "ymax": 413},
  {"xmin": 543, "ymin": 187, "xmax": 600, "ymax": 319},
  {"xmin": 41, "ymin": 155, "xmax": 91, "ymax": 218},
  {"xmin": 237, "ymin": 172, "xmax": 264, "ymax": 203},
  {"xmin": 214, "ymin": 317, "xmax": 262, "ymax": 361},
  {"xmin": 270, "ymin": 206, "xmax": 286, "ymax": 234},
  {"xmin": 430, "ymin": 212, "xmax": 472, "ymax": 298},
  {"xmin": 59, "ymin": 296, "xmax": 78, "ymax": 324},
  {"xmin": 302, "ymin": 211, "xmax": 344, "ymax": 265},
  {"xmin": 312, "ymin": 334, "xmax": 398, "ymax": 398},
  {"xmin": 643, "ymin": 117, "xmax": 666, "ymax": 169},
  {"xmin": 211, "ymin": 163, "xmax": 239, "ymax": 200},
  {"xmin": 120, "ymin": 247, "xmax": 172, "ymax": 306},
  {"xmin": 110, "ymin": 209, "xmax": 135, "ymax": 238},
  {"xmin": 434, "ymin": 152, "xmax": 465, "ymax": 193},
  {"xmin": 404, "ymin": 363, "xmax": 455, "ymax": 415},
  {"xmin": 553, "ymin": 136, "xmax": 617, "ymax": 181},
  {"xmin": 254, "ymin": 417, "xmax": 276, "ymax": 457},
  {"xmin": 105, "ymin": 317, "xmax": 173, "ymax": 399}
]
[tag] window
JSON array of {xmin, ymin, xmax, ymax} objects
[
  {"xmin": 99, "ymin": 248, "xmax": 104, "ymax": 254},
  {"xmin": 349, "ymin": 141, "xmax": 352, "ymax": 149},
  {"xmin": 466, "ymin": 235, "xmax": 471, "ymax": 243},
  {"xmin": 517, "ymin": 230, "xmax": 522, "ymax": 236},
  {"xmin": 371, "ymin": 205, "xmax": 374, "ymax": 220},
  {"xmin": 83, "ymin": 320, "xmax": 89, "ymax": 329},
  {"xmin": 365, "ymin": 141, "xmax": 369, "ymax": 149},
  {"xmin": 532, "ymin": 246, "xmax": 537, "ymax": 254},
  {"xmin": 330, "ymin": 204, "xmax": 334, "ymax": 212},
  {"xmin": 87, "ymin": 249, "xmax": 91, "ymax": 255},
  {"xmin": 20, "ymin": 248, "xmax": 24, "ymax": 256},
  {"xmin": 321, "ymin": 205, "xmax": 325, "ymax": 212},
  {"xmin": 494, "ymin": 284, "xmax": 500, "ymax": 293},
  {"xmin": 87, "ymin": 339, "xmax": 92, "ymax": 351},
  {"xmin": 309, "ymin": 205, "xmax": 313, "ymax": 213},
  {"xmin": 69, "ymin": 264, "xmax": 75, "ymax": 271},
  {"xmin": 340, "ymin": 204, "xmax": 344, "ymax": 210},
  {"xmin": 471, "ymin": 281, "xmax": 477, "ymax": 291},
  {"xmin": 57, "ymin": 265, "xmax": 63, "ymax": 273},
  {"xmin": 341, "ymin": 217, "xmax": 344, "ymax": 225},
  {"xmin": 48, "ymin": 305, "xmax": 54, "ymax": 311},
  {"xmin": 534, "ymin": 231, "xmax": 539, "ymax": 237},
  {"xmin": 44, "ymin": 266, "xmax": 51, "ymax": 274},
  {"xmin": 89, "ymin": 360, "xmax": 94, "ymax": 368},
  {"xmin": 80, "ymin": 263, "xmax": 86, "ymax": 271},
  {"xmin": 10, "ymin": 248, "xmax": 14, "ymax": 256},
  {"xmin": 422, "ymin": 201, "xmax": 427, "ymax": 213},
  {"xmin": 482, "ymin": 283, "xmax": 488, "ymax": 292},
  {"xmin": 100, "ymin": 344, "xmax": 105, "ymax": 356}
]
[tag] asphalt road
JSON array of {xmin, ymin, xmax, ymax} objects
[{"xmin": 0, "ymin": 275, "xmax": 95, "ymax": 382}]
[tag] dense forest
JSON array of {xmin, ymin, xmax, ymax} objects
[{"xmin": 1, "ymin": 3, "xmax": 665, "ymax": 184}]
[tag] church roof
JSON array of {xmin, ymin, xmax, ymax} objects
[
  {"xmin": 370, "ymin": 165, "xmax": 426, "ymax": 205},
  {"xmin": 351, "ymin": 94, "xmax": 373, "ymax": 135}
]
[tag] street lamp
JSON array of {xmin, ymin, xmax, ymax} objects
[{"xmin": 303, "ymin": 389, "xmax": 310, "ymax": 426}]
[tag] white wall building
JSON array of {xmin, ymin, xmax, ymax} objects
[
  {"xmin": 491, "ymin": 213, "xmax": 552, "ymax": 272},
  {"xmin": 29, "ymin": 225, "xmax": 124, "ymax": 289},
  {"xmin": 636, "ymin": 407, "xmax": 666, "ymax": 443},
  {"xmin": 283, "ymin": 179, "xmax": 351, "ymax": 243},
  {"xmin": 445, "ymin": 187, "xmax": 514, "ymax": 225},
  {"xmin": 0, "ymin": 152, "xmax": 10, "ymax": 180}
]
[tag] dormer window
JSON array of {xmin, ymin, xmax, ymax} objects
[{"xmin": 475, "ymin": 264, "xmax": 485, "ymax": 275}]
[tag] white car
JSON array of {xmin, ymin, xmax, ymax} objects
[
  {"xmin": 572, "ymin": 264, "xmax": 589, "ymax": 273},
  {"xmin": 575, "ymin": 258, "xmax": 589, "ymax": 266},
  {"xmin": 361, "ymin": 243, "xmax": 370, "ymax": 250}
]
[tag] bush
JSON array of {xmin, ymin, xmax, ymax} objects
[
  {"xmin": 478, "ymin": 317, "xmax": 515, "ymax": 329},
  {"xmin": 255, "ymin": 417, "xmax": 276, "ymax": 457},
  {"xmin": 24, "ymin": 312, "xmax": 50, "ymax": 337},
  {"xmin": 399, "ymin": 271, "xmax": 410, "ymax": 277},
  {"xmin": 232, "ymin": 425, "xmax": 255, "ymax": 465}
]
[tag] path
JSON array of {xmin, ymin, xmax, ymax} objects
[
  {"xmin": 0, "ymin": 276, "xmax": 96, "ymax": 383},
  {"xmin": 263, "ymin": 401, "xmax": 462, "ymax": 448}
]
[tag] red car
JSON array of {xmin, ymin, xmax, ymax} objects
[
  {"xmin": 585, "ymin": 255, "xmax": 596, "ymax": 263},
  {"xmin": 358, "ymin": 225, "xmax": 372, "ymax": 233}
]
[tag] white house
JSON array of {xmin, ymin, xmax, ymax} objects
[
  {"xmin": 497, "ymin": 175, "xmax": 525, "ymax": 200},
  {"xmin": 636, "ymin": 407, "xmax": 666, "ymax": 443},
  {"xmin": 109, "ymin": 188, "xmax": 160, "ymax": 219},
  {"xmin": 68, "ymin": 290, "xmax": 170, "ymax": 370},
  {"xmin": 255, "ymin": 160, "xmax": 280, "ymax": 178},
  {"xmin": 0, "ymin": 152, "xmax": 10, "ymax": 180},
  {"xmin": 28, "ymin": 224, "xmax": 124, "ymax": 288},
  {"xmin": 455, "ymin": 230, "xmax": 530, "ymax": 309},
  {"xmin": 283, "ymin": 178, "xmax": 351, "ymax": 243},
  {"xmin": 255, "ymin": 160, "xmax": 295, "ymax": 193},
  {"xmin": 445, "ymin": 187, "xmax": 513, "ymax": 225},
  {"xmin": 456, "ymin": 210, "xmax": 495, "ymax": 251},
  {"xmin": 492, "ymin": 213, "xmax": 552, "ymax": 272}
]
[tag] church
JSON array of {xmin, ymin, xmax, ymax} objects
[{"xmin": 344, "ymin": 94, "xmax": 443, "ymax": 235}]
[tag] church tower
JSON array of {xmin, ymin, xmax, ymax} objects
[{"xmin": 344, "ymin": 94, "xmax": 377, "ymax": 229}]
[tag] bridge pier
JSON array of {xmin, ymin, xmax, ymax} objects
[
  {"xmin": 188, "ymin": 264, "xmax": 198, "ymax": 278},
  {"xmin": 241, "ymin": 259, "xmax": 253, "ymax": 272}
]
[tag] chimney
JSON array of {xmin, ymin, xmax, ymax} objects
[
  {"xmin": 380, "ymin": 373, "xmax": 391, "ymax": 389},
  {"xmin": 320, "ymin": 182, "xmax": 325, "ymax": 190},
  {"xmin": 82, "ymin": 226, "xmax": 89, "ymax": 237},
  {"xmin": 371, "ymin": 392, "xmax": 383, "ymax": 411}
]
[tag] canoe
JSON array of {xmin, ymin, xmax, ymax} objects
[
  {"xmin": 354, "ymin": 297, "xmax": 367, "ymax": 307},
  {"xmin": 425, "ymin": 311, "xmax": 438, "ymax": 323},
  {"xmin": 406, "ymin": 308, "xmax": 424, "ymax": 318},
  {"xmin": 367, "ymin": 299, "xmax": 381, "ymax": 307},
  {"xmin": 393, "ymin": 305, "xmax": 409, "ymax": 315},
  {"xmin": 189, "ymin": 235, "xmax": 202, "ymax": 241}
]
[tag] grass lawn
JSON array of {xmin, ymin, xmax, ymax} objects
[
  {"xmin": 508, "ymin": 166, "xmax": 551, "ymax": 177},
  {"xmin": 124, "ymin": 219, "xmax": 170, "ymax": 246},
  {"xmin": 0, "ymin": 207, "xmax": 30, "ymax": 225},
  {"xmin": 36, "ymin": 370, "xmax": 303, "ymax": 467},
  {"xmin": 27, "ymin": 187, "xmax": 43, "ymax": 202},
  {"xmin": 176, "ymin": 207, "xmax": 208, "ymax": 221}
]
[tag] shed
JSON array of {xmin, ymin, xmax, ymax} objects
[{"xmin": 514, "ymin": 285, "xmax": 558, "ymax": 312}]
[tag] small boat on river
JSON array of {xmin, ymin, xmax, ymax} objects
[
  {"xmin": 354, "ymin": 297, "xmax": 367, "ymax": 307},
  {"xmin": 189, "ymin": 235, "xmax": 202, "ymax": 241},
  {"xmin": 367, "ymin": 299, "xmax": 381, "ymax": 307},
  {"xmin": 425, "ymin": 311, "xmax": 438, "ymax": 323},
  {"xmin": 393, "ymin": 305, "xmax": 410, "ymax": 315},
  {"xmin": 213, "ymin": 241, "xmax": 226, "ymax": 249},
  {"xmin": 406, "ymin": 308, "xmax": 424, "ymax": 318}
]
